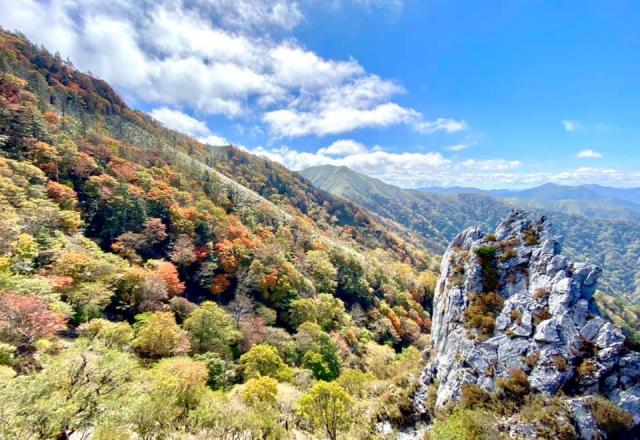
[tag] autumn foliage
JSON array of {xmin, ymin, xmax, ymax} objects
[{"xmin": 0, "ymin": 294, "xmax": 67, "ymax": 345}]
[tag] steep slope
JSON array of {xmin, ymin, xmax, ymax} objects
[
  {"xmin": 302, "ymin": 165, "xmax": 640, "ymax": 299},
  {"xmin": 414, "ymin": 211, "xmax": 640, "ymax": 439},
  {"xmin": 0, "ymin": 30, "xmax": 437, "ymax": 438}
]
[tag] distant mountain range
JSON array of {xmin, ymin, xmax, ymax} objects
[
  {"xmin": 301, "ymin": 165, "xmax": 640, "ymax": 300},
  {"xmin": 419, "ymin": 182, "xmax": 640, "ymax": 223}
]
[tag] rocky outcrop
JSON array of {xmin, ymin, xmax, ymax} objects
[{"xmin": 414, "ymin": 211, "xmax": 640, "ymax": 438}]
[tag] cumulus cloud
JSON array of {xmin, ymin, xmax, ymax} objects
[
  {"xmin": 149, "ymin": 107, "xmax": 228, "ymax": 145},
  {"xmin": 248, "ymin": 140, "xmax": 526, "ymax": 187},
  {"xmin": 318, "ymin": 140, "xmax": 369, "ymax": 156},
  {"xmin": 0, "ymin": 0, "xmax": 459, "ymax": 138},
  {"xmin": 150, "ymin": 107, "xmax": 211, "ymax": 137},
  {"xmin": 248, "ymin": 141, "xmax": 640, "ymax": 188},
  {"xmin": 577, "ymin": 149, "xmax": 603, "ymax": 159}
]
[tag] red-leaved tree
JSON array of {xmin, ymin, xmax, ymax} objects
[{"xmin": 0, "ymin": 293, "xmax": 68, "ymax": 345}]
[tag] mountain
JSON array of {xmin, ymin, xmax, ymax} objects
[
  {"xmin": 301, "ymin": 165, "xmax": 511, "ymax": 254},
  {"xmin": 421, "ymin": 182, "xmax": 640, "ymax": 223},
  {"xmin": 0, "ymin": 30, "xmax": 438, "ymax": 438},
  {"xmin": 413, "ymin": 212, "xmax": 640, "ymax": 439},
  {"xmin": 583, "ymin": 184, "xmax": 640, "ymax": 205},
  {"xmin": 301, "ymin": 165, "xmax": 640, "ymax": 299}
]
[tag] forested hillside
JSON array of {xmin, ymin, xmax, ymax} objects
[
  {"xmin": 302, "ymin": 165, "xmax": 640, "ymax": 300},
  {"xmin": 0, "ymin": 30, "xmax": 439, "ymax": 439}
]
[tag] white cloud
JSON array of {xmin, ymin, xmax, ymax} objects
[
  {"xmin": 577, "ymin": 149, "xmax": 603, "ymax": 159},
  {"xmin": 318, "ymin": 140, "xmax": 368, "ymax": 156},
  {"xmin": 445, "ymin": 143, "xmax": 469, "ymax": 152},
  {"xmin": 249, "ymin": 140, "xmax": 524, "ymax": 187},
  {"xmin": 200, "ymin": 0, "xmax": 304, "ymax": 32},
  {"xmin": 0, "ymin": 0, "xmax": 458, "ymax": 138},
  {"xmin": 150, "ymin": 107, "xmax": 211, "ymax": 137},
  {"xmin": 198, "ymin": 134, "xmax": 230, "ymax": 146},
  {"xmin": 415, "ymin": 118, "xmax": 467, "ymax": 134},
  {"xmin": 562, "ymin": 119, "xmax": 580, "ymax": 132},
  {"xmin": 264, "ymin": 102, "xmax": 418, "ymax": 137},
  {"xmin": 249, "ymin": 141, "xmax": 640, "ymax": 188},
  {"xmin": 149, "ymin": 107, "xmax": 228, "ymax": 145}
]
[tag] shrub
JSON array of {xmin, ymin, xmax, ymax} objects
[
  {"xmin": 534, "ymin": 287, "xmax": 550, "ymax": 300},
  {"xmin": 460, "ymin": 384, "xmax": 491, "ymax": 409},
  {"xmin": 553, "ymin": 356, "xmax": 568, "ymax": 372},
  {"xmin": 519, "ymin": 396, "xmax": 576, "ymax": 440},
  {"xmin": 533, "ymin": 307, "xmax": 551, "ymax": 325},
  {"xmin": 474, "ymin": 246, "xmax": 498, "ymax": 292},
  {"xmin": 0, "ymin": 342, "xmax": 16, "ymax": 366},
  {"xmin": 577, "ymin": 359, "xmax": 598, "ymax": 378},
  {"xmin": 496, "ymin": 368, "xmax": 530, "ymax": 405},
  {"xmin": 586, "ymin": 396, "xmax": 634, "ymax": 437},
  {"xmin": 523, "ymin": 227, "xmax": 540, "ymax": 246},
  {"xmin": 474, "ymin": 246, "xmax": 497, "ymax": 260},
  {"xmin": 430, "ymin": 408, "xmax": 497, "ymax": 440},
  {"xmin": 499, "ymin": 247, "xmax": 517, "ymax": 262},
  {"xmin": 464, "ymin": 292, "xmax": 505, "ymax": 339},
  {"xmin": 425, "ymin": 383, "xmax": 438, "ymax": 416}
]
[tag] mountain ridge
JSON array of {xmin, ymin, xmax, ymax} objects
[
  {"xmin": 301, "ymin": 164, "xmax": 640, "ymax": 300},
  {"xmin": 419, "ymin": 182, "xmax": 640, "ymax": 222}
]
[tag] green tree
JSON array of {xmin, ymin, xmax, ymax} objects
[
  {"xmin": 147, "ymin": 357, "xmax": 209, "ymax": 422},
  {"xmin": 9, "ymin": 233, "xmax": 38, "ymax": 274},
  {"xmin": 331, "ymin": 250, "xmax": 371, "ymax": 307},
  {"xmin": 65, "ymin": 281, "xmax": 113, "ymax": 323},
  {"xmin": 241, "ymin": 375, "xmax": 278, "ymax": 408},
  {"xmin": 0, "ymin": 343, "xmax": 138, "ymax": 439},
  {"xmin": 297, "ymin": 381, "xmax": 352, "ymax": 440},
  {"xmin": 295, "ymin": 322, "xmax": 341, "ymax": 380},
  {"xmin": 183, "ymin": 301, "xmax": 241, "ymax": 354},
  {"xmin": 305, "ymin": 250, "xmax": 337, "ymax": 294},
  {"xmin": 133, "ymin": 311, "xmax": 189, "ymax": 358},
  {"xmin": 193, "ymin": 351, "xmax": 235, "ymax": 390},
  {"xmin": 78, "ymin": 318, "xmax": 134, "ymax": 349},
  {"xmin": 239, "ymin": 344, "xmax": 292, "ymax": 382},
  {"xmin": 289, "ymin": 293, "xmax": 347, "ymax": 331}
]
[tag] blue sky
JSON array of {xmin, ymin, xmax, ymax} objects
[{"xmin": 1, "ymin": 0, "xmax": 638, "ymax": 188}]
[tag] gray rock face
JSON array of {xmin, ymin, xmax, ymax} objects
[{"xmin": 413, "ymin": 210, "xmax": 640, "ymax": 437}]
